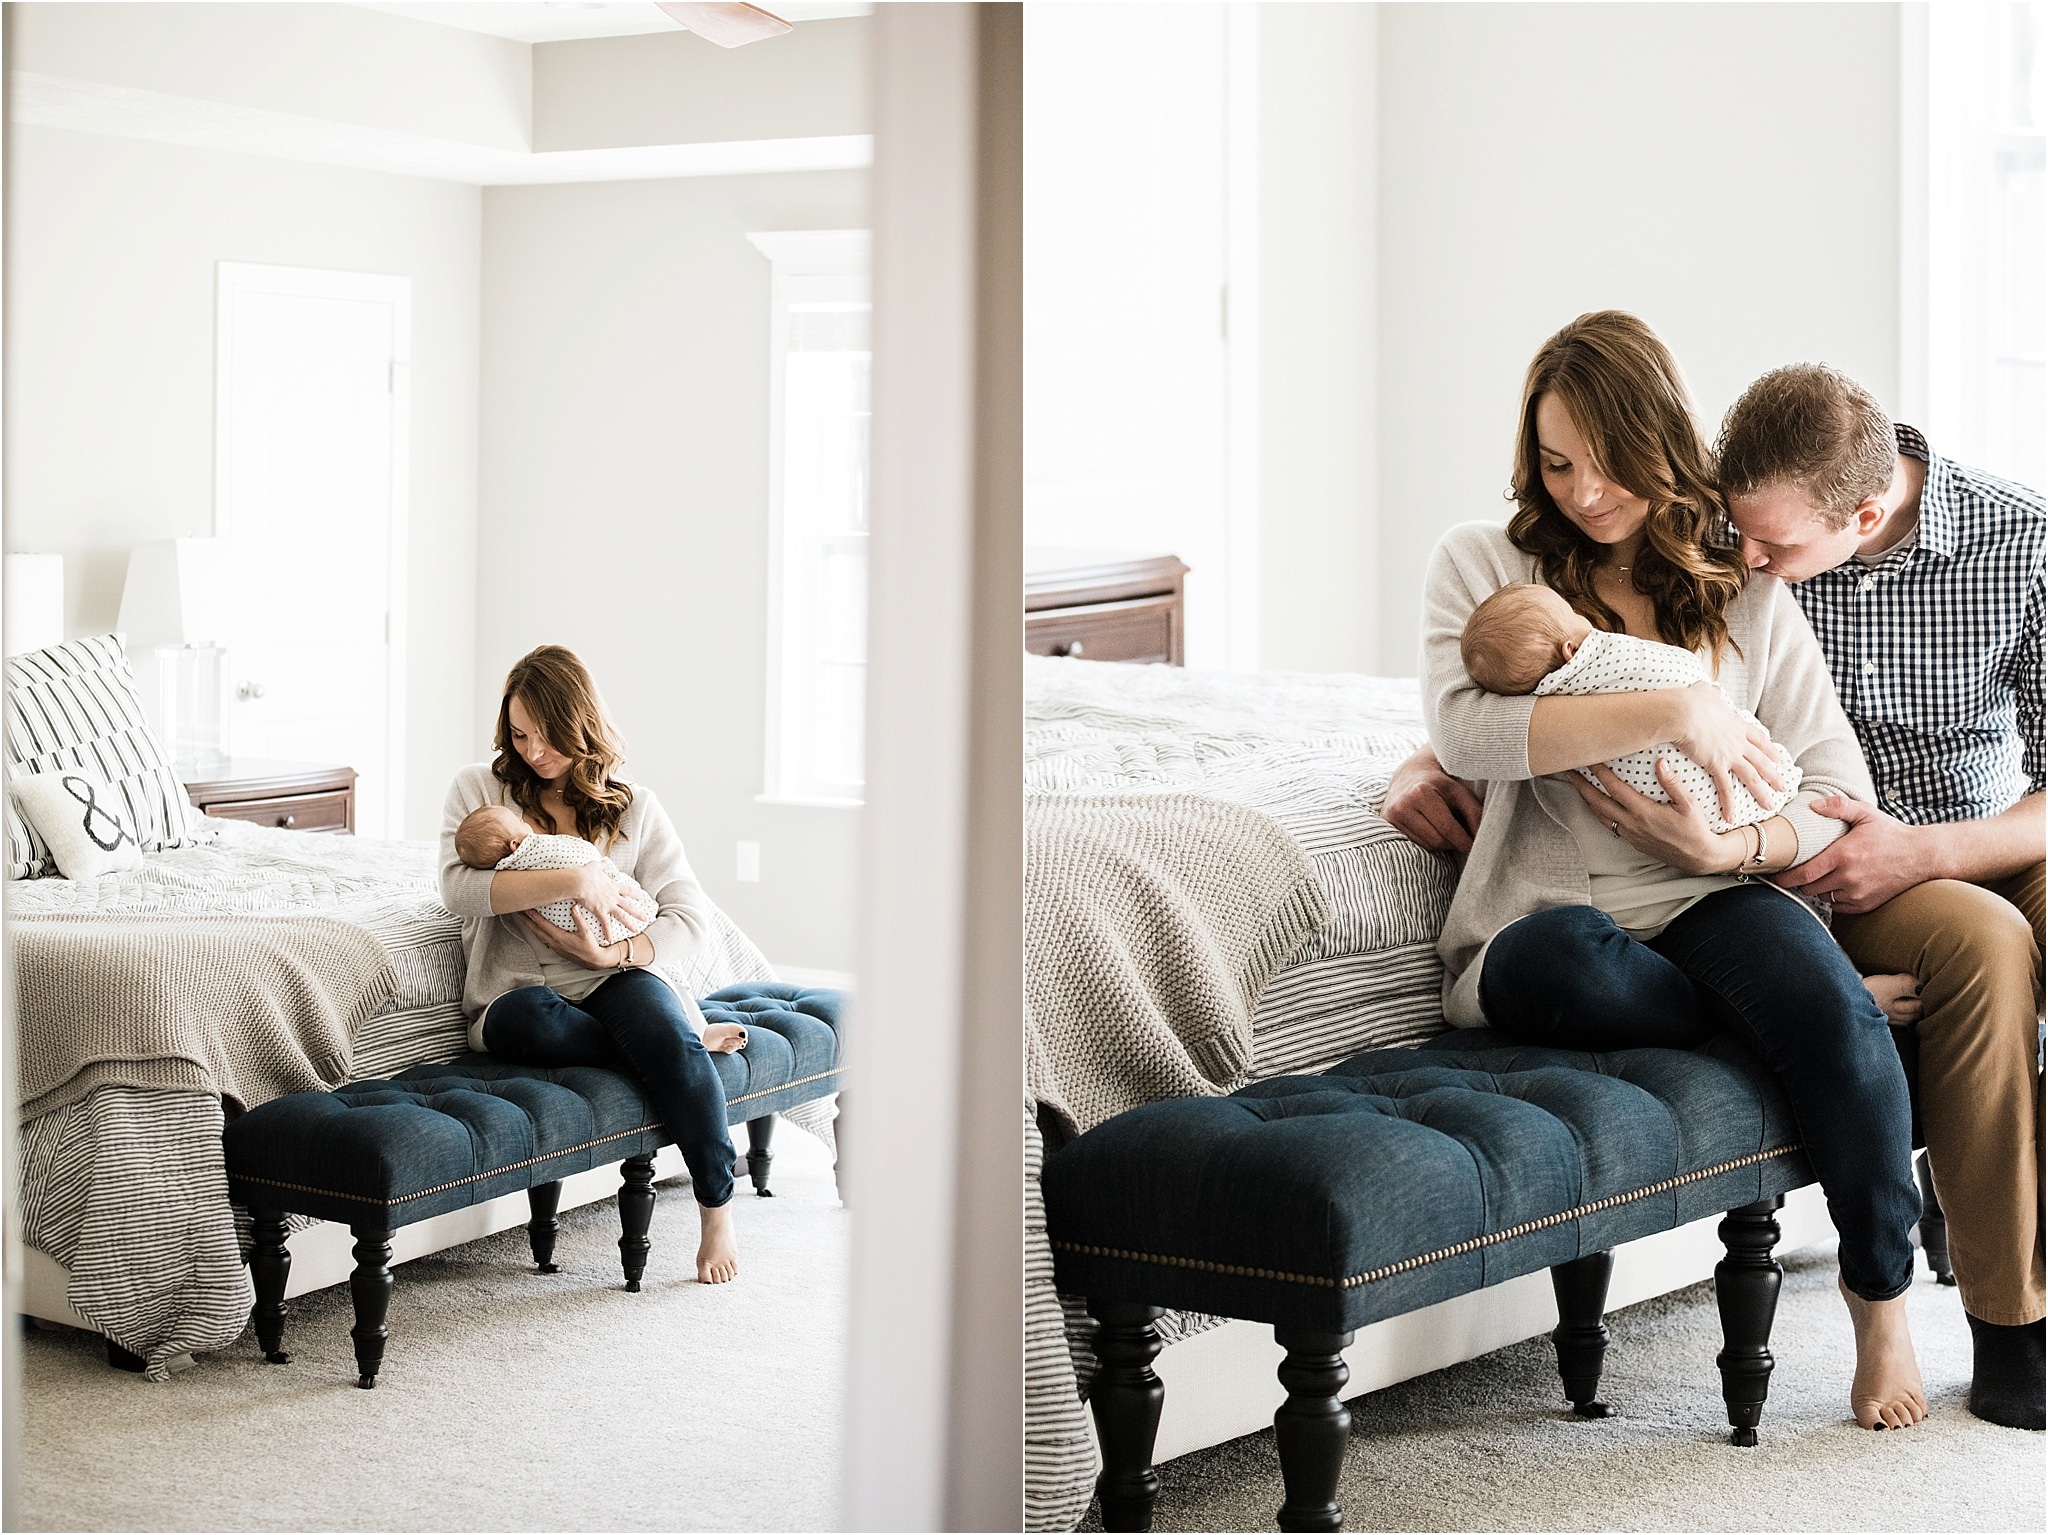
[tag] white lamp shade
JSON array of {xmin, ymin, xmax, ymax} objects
[
  {"xmin": 4, "ymin": 553, "xmax": 65, "ymax": 656},
  {"xmin": 117, "ymin": 539, "xmax": 242, "ymax": 648}
]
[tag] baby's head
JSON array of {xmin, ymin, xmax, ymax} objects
[
  {"xmin": 1461, "ymin": 583, "xmax": 1594, "ymax": 695},
  {"xmin": 455, "ymin": 804, "xmax": 534, "ymax": 869}
]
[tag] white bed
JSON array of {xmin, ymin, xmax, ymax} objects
[{"xmin": 12, "ymin": 816, "xmax": 776, "ymax": 1379}]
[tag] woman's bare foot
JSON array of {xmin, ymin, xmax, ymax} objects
[
  {"xmin": 1861, "ymin": 972, "xmax": 1922, "ymax": 1025},
  {"xmin": 697, "ymin": 1200, "xmax": 739, "ymax": 1284},
  {"xmin": 702, "ymin": 1022, "xmax": 748, "ymax": 1054},
  {"xmin": 1839, "ymin": 1276, "xmax": 1928, "ymax": 1429}
]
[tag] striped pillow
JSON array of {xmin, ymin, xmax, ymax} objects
[{"xmin": 5, "ymin": 634, "xmax": 208, "ymax": 879}]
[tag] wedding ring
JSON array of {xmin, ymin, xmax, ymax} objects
[{"xmin": 1609, "ymin": 821, "xmax": 1621, "ymax": 835}]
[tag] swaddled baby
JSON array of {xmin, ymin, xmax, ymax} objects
[
  {"xmin": 454, "ymin": 804, "xmax": 746, "ymax": 1052},
  {"xmin": 1460, "ymin": 582, "xmax": 1801, "ymax": 834}
]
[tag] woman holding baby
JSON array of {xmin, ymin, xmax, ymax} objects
[
  {"xmin": 440, "ymin": 644, "xmax": 742, "ymax": 1284},
  {"xmin": 1386, "ymin": 311, "xmax": 1925, "ymax": 1429}
]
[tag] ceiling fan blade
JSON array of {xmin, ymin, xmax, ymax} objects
[{"xmin": 655, "ymin": 2, "xmax": 794, "ymax": 48}]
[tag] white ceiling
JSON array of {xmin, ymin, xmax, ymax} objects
[{"xmin": 353, "ymin": 2, "xmax": 871, "ymax": 46}]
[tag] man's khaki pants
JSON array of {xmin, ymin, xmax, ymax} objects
[{"xmin": 1833, "ymin": 862, "xmax": 2046, "ymax": 1327}]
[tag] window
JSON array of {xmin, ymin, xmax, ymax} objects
[
  {"xmin": 749, "ymin": 230, "xmax": 871, "ymax": 805},
  {"xmin": 1918, "ymin": 3, "xmax": 2046, "ymax": 487}
]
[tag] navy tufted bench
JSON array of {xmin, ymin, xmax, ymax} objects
[
  {"xmin": 1042, "ymin": 1031, "xmax": 1816, "ymax": 1532},
  {"xmin": 223, "ymin": 982, "xmax": 843, "ymax": 1388}
]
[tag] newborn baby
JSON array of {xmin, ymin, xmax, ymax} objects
[
  {"xmin": 454, "ymin": 804, "xmax": 747, "ymax": 1053},
  {"xmin": 1460, "ymin": 582, "xmax": 1801, "ymax": 835}
]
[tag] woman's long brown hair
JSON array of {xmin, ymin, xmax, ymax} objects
[
  {"xmin": 1507, "ymin": 311, "xmax": 1746, "ymax": 668},
  {"xmin": 492, "ymin": 646, "xmax": 634, "ymax": 849}
]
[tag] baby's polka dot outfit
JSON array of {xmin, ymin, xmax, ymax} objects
[{"xmin": 1532, "ymin": 629, "xmax": 1800, "ymax": 833}]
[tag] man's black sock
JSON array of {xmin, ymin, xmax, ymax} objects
[{"xmin": 1967, "ymin": 1313, "xmax": 2045, "ymax": 1430}]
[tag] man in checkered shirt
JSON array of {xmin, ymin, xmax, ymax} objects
[{"xmin": 1718, "ymin": 364, "xmax": 2045, "ymax": 1432}]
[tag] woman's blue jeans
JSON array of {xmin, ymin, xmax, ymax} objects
[
  {"xmin": 1478, "ymin": 884, "xmax": 1917, "ymax": 1302},
  {"xmin": 482, "ymin": 970, "xmax": 736, "ymax": 1209}
]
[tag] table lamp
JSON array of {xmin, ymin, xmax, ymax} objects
[{"xmin": 117, "ymin": 538, "xmax": 240, "ymax": 774}]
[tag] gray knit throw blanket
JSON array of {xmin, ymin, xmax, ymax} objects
[
  {"xmin": 1026, "ymin": 790, "xmax": 1328, "ymax": 1136},
  {"xmin": 14, "ymin": 913, "xmax": 398, "ymax": 1122},
  {"xmin": 1023, "ymin": 790, "xmax": 1328, "ymax": 1532}
]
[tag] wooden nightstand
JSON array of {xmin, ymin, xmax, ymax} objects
[
  {"xmin": 182, "ymin": 759, "xmax": 358, "ymax": 835},
  {"xmin": 1025, "ymin": 550, "xmax": 1189, "ymax": 666}
]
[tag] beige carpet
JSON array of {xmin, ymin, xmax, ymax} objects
[
  {"xmin": 17, "ymin": 1130, "xmax": 847, "ymax": 1532},
  {"xmin": 1086, "ymin": 1247, "xmax": 2045, "ymax": 1533}
]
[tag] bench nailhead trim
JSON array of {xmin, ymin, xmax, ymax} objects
[
  {"xmin": 1053, "ymin": 1142, "xmax": 1802, "ymax": 1290},
  {"xmin": 725, "ymin": 1064, "xmax": 844, "ymax": 1108},
  {"xmin": 229, "ymin": 1067, "xmax": 848, "ymax": 1210}
]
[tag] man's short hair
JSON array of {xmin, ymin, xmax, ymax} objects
[{"xmin": 1715, "ymin": 364, "xmax": 1896, "ymax": 530}]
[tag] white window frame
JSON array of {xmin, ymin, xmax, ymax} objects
[
  {"xmin": 748, "ymin": 229, "xmax": 872, "ymax": 808},
  {"xmin": 1903, "ymin": 2, "xmax": 2046, "ymax": 487}
]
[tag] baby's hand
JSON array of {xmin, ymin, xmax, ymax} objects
[
  {"xmin": 1862, "ymin": 972, "xmax": 1922, "ymax": 1026},
  {"xmin": 702, "ymin": 1022, "xmax": 748, "ymax": 1054}
]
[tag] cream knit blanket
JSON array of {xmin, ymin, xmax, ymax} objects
[
  {"xmin": 1024, "ymin": 789, "xmax": 1329, "ymax": 1531},
  {"xmin": 14, "ymin": 913, "xmax": 398, "ymax": 1122}
]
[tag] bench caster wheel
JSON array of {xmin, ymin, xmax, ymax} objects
[
  {"xmin": 535, "ymin": 1262, "xmax": 560, "ymax": 1275},
  {"xmin": 1572, "ymin": 1400, "xmax": 1615, "ymax": 1419},
  {"xmin": 263, "ymin": 1350, "xmax": 290, "ymax": 1365},
  {"xmin": 105, "ymin": 1340, "xmax": 147, "ymax": 1374},
  {"xmin": 625, "ymin": 1279, "xmax": 642, "ymax": 1293},
  {"xmin": 356, "ymin": 1375, "xmax": 378, "ymax": 1391},
  {"xmin": 1730, "ymin": 1426, "xmax": 1757, "ymax": 1447}
]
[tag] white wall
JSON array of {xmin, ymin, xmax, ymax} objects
[
  {"xmin": 0, "ymin": 122, "xmax": 483, "ymax": 840},
  {"xmin": 1374, "ymin": 2, "xmax": 1900, "ymax": 672},
  {"xmin": 476, "ymin": 171, "xmax": 865, "ymax": 974},
  {"xmin": 1255, "ymin": 2, "xmax": 1378, "ymax": 673}
]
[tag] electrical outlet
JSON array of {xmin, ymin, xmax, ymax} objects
[{"xmin": 736, "ymin": 840, "xmax": 760, "ymax": 883}]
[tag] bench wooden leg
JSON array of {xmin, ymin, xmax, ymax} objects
[
  {"xmin": 251, "ymin": 1208, "xmax": 293, "ymax": 1363},
  {"xmin": 1088, "ymin": 1299, "xmax": 1165, "ymax": 1533},
  {"xmin": 618, "ymin": 1154, "xmax": 656, "ymax": 1291},
  {"xmin": 527, "ymin": 1180, "xmax": 563, "ymax": 1273},
  {"xmin": 348, "ymin": 1225, "xmax": 394, "ymax": 1390},
  {"xmin": 1915, "ymin": 1150, "xmax": 1956, "ymax": 1285},
  {"xmin": 1714, "ymin": 1196, "xmax": 1784, "ymax": 1446},
  {"xmin": 746, "ymin": 1114, "xmax": 777, "ymax": 1197},
  {"xmin": 1549, "ymin": 1249, "xmax": 1615, "ymax": 1417},
  {"xmin": 1273, "ymin": 1328, "xmax": 1353, "ymax": 1533}
]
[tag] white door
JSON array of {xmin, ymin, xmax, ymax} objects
[{"xmin": 215, "ymin": 263, "xmax": 409, "ymax": 838}]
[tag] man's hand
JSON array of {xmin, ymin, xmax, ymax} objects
[
  {"xmin": 1568, "ymin": 758, "xmax": 1737, "ymax": 875},
  {"xmin": 1382, "ymin": 746, "xmax": 1484, "ymax": 854},
  {"xmin": 1774, "ymin": 795, "xmax": 1937, "ymax": 914}
]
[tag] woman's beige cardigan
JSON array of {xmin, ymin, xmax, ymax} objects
[{"xmin": 1422, "ymin": 520, "xmax": 1875, "ymax": 1027}]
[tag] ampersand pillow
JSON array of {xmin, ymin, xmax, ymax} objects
[{"xmin": 10, "ymin": 769, "xmax": 146, "ymax": 878}]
